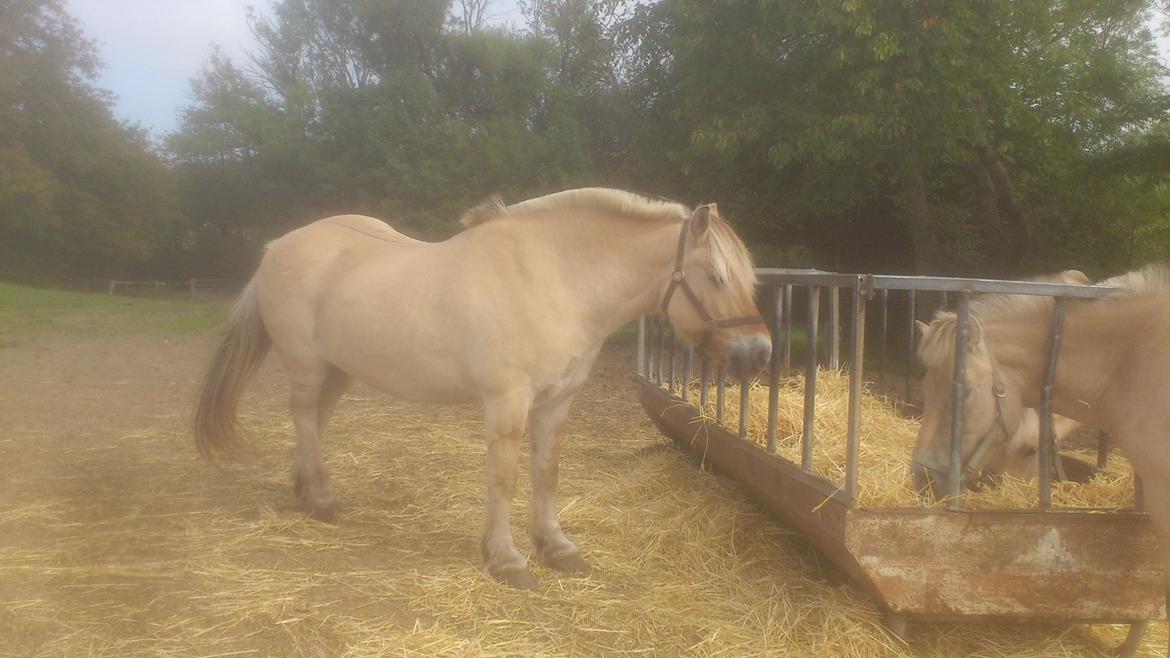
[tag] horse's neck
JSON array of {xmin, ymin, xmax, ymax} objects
[
  {"xmin": 518, "ymin": 213, "xmax": 678, "ymax": 339},
  {"xmin": 990, "ymin": 302, "xmax": 1140, "ymax": 431}
]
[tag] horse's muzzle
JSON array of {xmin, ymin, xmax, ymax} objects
[
  {"xmin": 728, "ymin": 334, "xmax": 772, "ymax": 381},
  {"xmin": 910, "ymin": 458, "xmax": 949, "ymax": 501}
]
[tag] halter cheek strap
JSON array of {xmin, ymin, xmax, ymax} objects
[
  {"xmin": 661, "ymin": 209, "xmax": 765, "ymax": 353},
  {"xmin": 912, "ymin": 338, "xmax": 1018, "ymax": 487},
  {"xmin": 960, "ymin": 347, "xmax": 1016, "ymax": 477}
]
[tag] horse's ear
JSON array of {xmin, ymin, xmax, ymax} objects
[
  {"xmin": 689, "ymin": 205, "xmax": 712, "ymax": 237},
  {"xmin": 915, "ymin": 319, "xmax": 931, "ymax": 338}
]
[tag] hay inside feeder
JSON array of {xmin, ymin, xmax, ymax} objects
[{"xmin": 687, "ymin": 369, "xmax": 1135, "ymax": 510}]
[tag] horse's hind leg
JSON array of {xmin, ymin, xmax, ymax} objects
[
  {"xmin": 529, "ymin": 394, "xmax": 589, "ymax": 573},
  {"xmin": 480, "ymin": 389, "xmax": 535, "ymax": 589},
  {"xmin": 316, "ymin": 365, "xmax": 352, "ymax": 435},
  {"xmin": 284, "ymin": 356, "xmax": 345, "ymax": 522}
]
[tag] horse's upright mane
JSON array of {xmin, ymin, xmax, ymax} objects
[
  {"xmin": 1095, "ymin": 262, "xmax": 1170, "ymax": 297},
  {"xmin": 459, "ymin": 188, "xmax": 688, "ymax": 228},
  {"xmin": 457, "ymin": 187, "xmax": 757, "ymax": 292},
  {"xmin": 917, "ymin": 263, "xmax": 1170, "ymax": 368}
]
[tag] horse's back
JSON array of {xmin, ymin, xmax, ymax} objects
[{"xmin": 254, "ymin": 215, "xmax": 423, "ymax": 340}]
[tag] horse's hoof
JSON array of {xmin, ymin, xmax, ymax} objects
[
  {"xmin": 492, "ymin": 566, "xmax": 537, "ymax": 590},
  {"xmin": 307, "ymin": 503, "xmax": 338, "ymax": 523},
  {"xmin": 544, "ymin": 551, "xmax": 591, "ymax": 574}
]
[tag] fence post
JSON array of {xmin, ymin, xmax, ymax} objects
[
  {"xmin": 636, "ymin": 317, "xmax": 646, "ymax": 378},
  {"xmin": 829, "ymin": 287, "xmax": 840, "ymax": 369}
]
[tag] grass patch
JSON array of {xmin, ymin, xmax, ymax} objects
[{"xmin": 0, "ymin": 282, "xmax": 228, "ymax": 336}]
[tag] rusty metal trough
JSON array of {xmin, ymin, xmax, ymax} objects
[{"xmin": 637, "ymin": 268, "xmax": 1164, "ymax": 645}]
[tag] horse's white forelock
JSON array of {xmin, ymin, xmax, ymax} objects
[{"xmin": 707, "ymin": 219, "xmax": 757, "ymax": 292}]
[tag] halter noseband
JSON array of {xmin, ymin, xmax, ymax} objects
[{"xmin": 661, "ymin": 208, "xmax": 765, "ymax": 354}]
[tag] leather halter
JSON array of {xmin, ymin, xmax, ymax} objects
[
  {"xmin": 913, "ymin": 334, "xmax": 1016, "ymax": 486},
  {"xmin": 660, "ymin": 208, "xmax": 765, "ymax": 354}
]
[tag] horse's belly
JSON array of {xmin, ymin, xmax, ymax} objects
[{"xmin": 326, "ymin": 344, "xmax": 478, "ymax": 404}]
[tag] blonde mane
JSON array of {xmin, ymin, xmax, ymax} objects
[
  {"xmin": 1095, "ymin": 262, "xmax": 1170, "ymax": 296},
  {"xmin": 460, "ymin": 187, "xmax": 689, "ymax": 228},
  {"xmin": 917, "ymin": 263, "xmax": 1170, "ymax": 368},
  {"xmin": 458, "ymin": 187, "xmax": 758, "ymax": 292}
]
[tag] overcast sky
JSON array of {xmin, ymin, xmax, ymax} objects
[{"xmin": 66, "ymin": 1, "xmax": 1168, "ymax": 139}]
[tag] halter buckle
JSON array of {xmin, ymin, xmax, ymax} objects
[{"xmin": 672, "ymin": 269, "xmax": 686, "ymax": 282}]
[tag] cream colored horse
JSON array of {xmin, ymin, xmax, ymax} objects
[
  {"xmin": 911, "ymin": 262, "xmax": 1170, "ymax": 631},
  {"xmin": 915, "ymin": 269, "xmax": 1091, "ymax": 484},
  {"xmin": 956, "ymin": 269, "xmax": 1153, "ymax": 484},
  {"xmin": 194, "ymin": 188, "xmax": 769, "ymax": 588}
]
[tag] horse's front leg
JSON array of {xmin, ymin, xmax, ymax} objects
[
  {"xmin": 529, "ymin": 394, "xmax": 590, "ymax": 574},
  {"xmin": 481, "ymin": 390, "xmax": 536, "ymax": 589}
]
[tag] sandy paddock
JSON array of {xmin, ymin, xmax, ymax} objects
[{"xmin": 0, "ymin": 330, "xmax": 1162, "ymax": 656}]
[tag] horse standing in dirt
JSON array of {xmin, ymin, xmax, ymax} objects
[
  {"xmin": 194, "ymin": 188, "xmax": 769, "ymax": 588},
  {"xmin": 911, "ymin": 263, "xmax": 1170, "ymax": 639}
]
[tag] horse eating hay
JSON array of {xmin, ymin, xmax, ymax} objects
[
  {"xmin": 193, "ymin": 188, "xmax": 770, "ymax": 588},
  {"xmin": 911, "ymin": 262, "xmax": 1170, "ymax": 639}
]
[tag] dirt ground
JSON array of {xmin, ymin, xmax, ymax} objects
[{"xmin": 0, "ymin": 330, "xmax": 1163, "ymax": 656}]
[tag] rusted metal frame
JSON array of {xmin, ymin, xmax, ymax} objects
[
  {"xmin": 700, "ymin": 358, "xmax": 710, "ymax": 409},
  {"xmin": 845, "ymin": 278, "xmax": 868, "ymax": 503},
  {"xmin": 803, "ymin": 286, "xmax": 821, "ymax": 471},
  {"xmin": 869, "ymin": 274, "xmax": 1118, "ymax": 300},
  {"xmin": 756, "ymin": 269, "xmax": 858, "ymax": 287},
  {"xmin": 682, "ymin": 347, "xmax": 693, "ymax": 404},
  {"xmin": 655, "ymin": 317, "xmax": 666, "ymax": 387},
  {"xmin": 716, "ymin": 368, "xmax": 726, "ymax": 425},
  {"xmin": 642, "ymin": 317, "xmax": 651, "ymax": 381},
  {"xmin": 647, "ymin": 316, "xmax": 655, "ymax": 384},
  {"xmin": 847, "ymin": 507, "xmax": 1165, "ymax": 623},
  {"xmin": 948, "ymin": 294, "xmax": 972, "ymax": 509},
  {"xmin": 767, "ymin": 285, "xmax": 783, "ymax": 453},
  {"xmin": 829, "ymin": 287, "xmax": 841, "ymax": 369},
  {"xmin": 1038, "ymin": 298, "xmax": 1069, "ymax": 511},
  {"xmin": 640, "ymin": 378, "xmax": 852, "ymax": 507},
  {"xmin": 1117, "ymin": 622, "xmax": 1149, "ymax": 658},
  {"xmin": 782, "ymin": 284, "xmax": 793, "ymax": 376},
  {"xmin": 906, "ymin": 290, "xmax": 916, "ymax": 401},
  {"xmin": 878, "ymin": 289, "xmax": 889, "ymax": 391},
  {"xmin": 668, "ymin": 327, "xmax": 677, "ymax": 394},
  {"xmin": 1097, "ymin": 431, "xmax": 1110, "ymax": 469},
  {"xmin": 739, "ymin": 377, "xmax": 750, "ymax": 439},
  {"xmin": 637, "ymin": 318, "xmax": 646, "ymax": 378}
]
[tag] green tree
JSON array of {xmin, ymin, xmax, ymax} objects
[
  {"xmin": 620, "ymin": 0, "xmax": 1170, "ymax": 275},
  {"xmin": 0, "ymin": 0, "xmax": 181, "ymax": 277}
]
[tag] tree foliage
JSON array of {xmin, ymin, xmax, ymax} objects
[
  {"xmin": 619, "ymin": 0, "xmax": 1170, "ymax": 275},
  {"xmin": 2, "ymin": 0, "xmax": 1168, "ymax": 279},
  {"xmin": 0, "ymin": 0, "xmax": 180, "ymax": 277}
]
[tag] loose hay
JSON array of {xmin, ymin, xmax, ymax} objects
[
  {"xmin": 688, "ymin": 368, "xmax": 1136, "ymax": 510},
  {"xmin": 1, "ymin": 340, "xmax": 1162, "ymax": 657}
]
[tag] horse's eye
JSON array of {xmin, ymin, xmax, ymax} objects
[{"xmin": 1021, "ymin": 445, "xmax": 1039, "ymax": 457}]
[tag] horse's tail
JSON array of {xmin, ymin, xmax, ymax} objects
[{"xmin": 194, "ymin": 277, "xmax": 270, "ymax": 461}]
